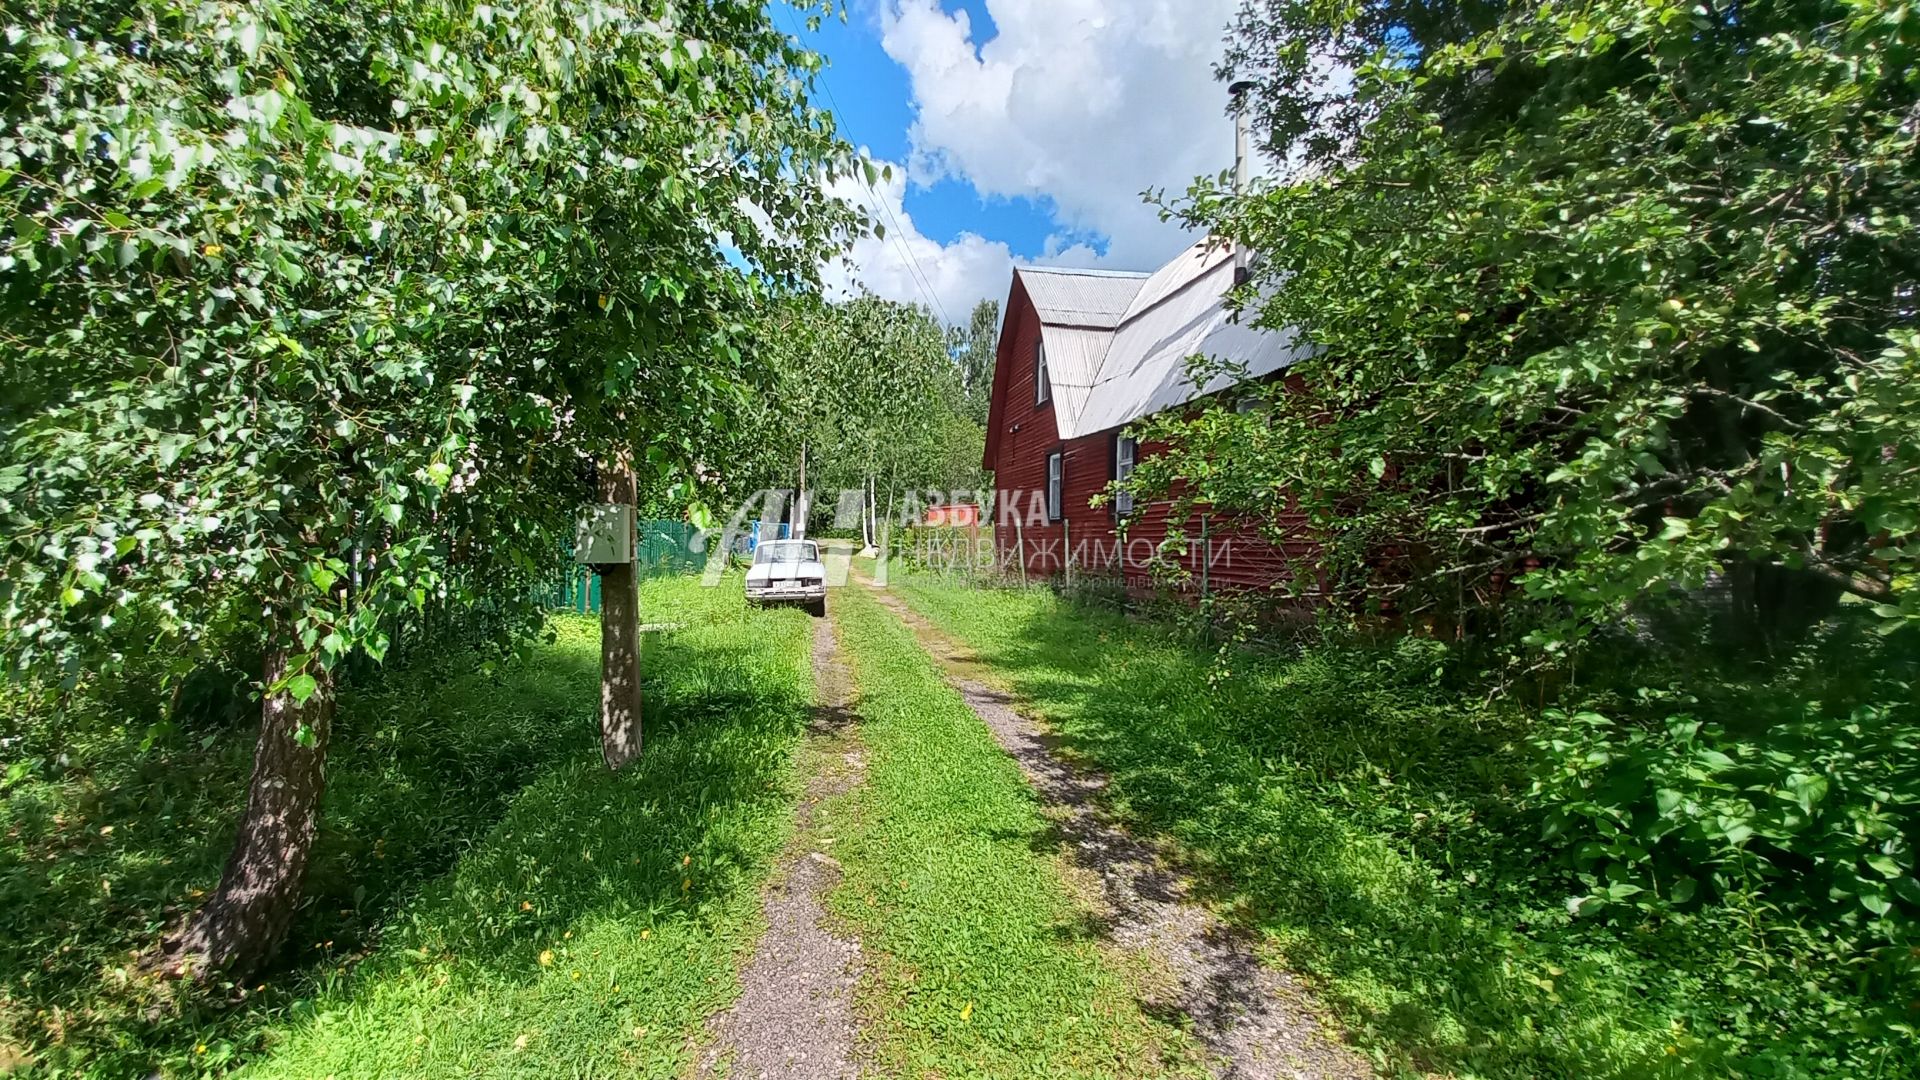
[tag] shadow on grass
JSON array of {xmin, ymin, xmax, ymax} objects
[
  {"xmin": 891, "ymin": 581, "xmax": 1779, "ymax": 1080},
  {"xmin": 369, "ymin": 632, "xmax": 807, "ymax": 979},
  {"xmin": 2, "ymin": 589, "xmax": 813, "ymax": 1078},
  {"xmin": 239, "ymin": 613, "xmax": 814, "ymax": 1078},
  {"xmin": 1, "ymin": 618, "xmax": 605, "ymax": 1076}
]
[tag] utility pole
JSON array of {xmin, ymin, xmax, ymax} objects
[{"xmin": 597, "ymin": 453, "xmax": 642, "ymax": 770}]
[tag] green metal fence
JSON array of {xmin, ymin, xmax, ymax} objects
[{"xmin": 546, "ymin": 519, "xmax": 705, "ymax": 614}]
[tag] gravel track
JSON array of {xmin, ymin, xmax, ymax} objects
[
  {"xmin": 697, "ymin": 614, "xmax": 867, "ymax": 1079},
  {"xmin": 866, "ymin": 584, "xmax": 1371, "ymax": 1080}
]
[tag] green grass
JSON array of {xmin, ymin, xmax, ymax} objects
[
  {"xmin": 819, "ymin": 583, "xmax": 1207, "ymax": 1079},
  {"xmin": 2, "ymin": 573, "xmax": 816, "ymax": 1078},
  {"xmin": 887, "ymin": 574, "xmax": 1916, "ymax": 1080}
]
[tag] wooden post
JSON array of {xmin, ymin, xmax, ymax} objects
[
  {"xmin": 1199, "ymin": 513, "xmax": 1211, "ymax": 635},
  {"xmin": 1012, "ymin": 511, "xmax": 1028, "ymax": 587},
  {"xmin": 597, "ymin": 454, "xmax": 642, "ymax": 770},
  {"xmin": 1063, "ymin": 516, "xmax": 1073, "ymax": 589},
  {"xmin": 1199, "ymin": 514, "xmax": 1210, "ymax": 599}
]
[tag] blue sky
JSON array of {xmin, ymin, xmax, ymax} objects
[
  {"xmin": 776, "ymin": 2, "xmax": 1066, "ymax": 256},
  {"xmin": 790, "ymin": 0, "xmax": 1248, "ymax": 323}
]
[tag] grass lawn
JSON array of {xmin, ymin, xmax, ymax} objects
[
  {"xmin": 2, "ymin": 573, "xmax": 815, "ymax": 1078},
  {"xmin": 818, "ymin": 582, "xmax": 1208, "ymax": 1079},
  {"xmin": 888, "ymin": 572, "xmax": 1914, "ymax": 1080}
]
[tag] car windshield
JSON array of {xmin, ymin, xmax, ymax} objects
[{"xmin": 754, "ymin": 540, "xmax": 816, "ymax": 564}]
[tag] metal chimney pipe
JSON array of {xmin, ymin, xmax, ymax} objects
[
  {"xmin": 1230, "ymin": 80, "xmax": 1254, "ymax": 196},
  {"xmin": 1229, "ymin": 80, "xmax": 1256, "ymax": 285}
]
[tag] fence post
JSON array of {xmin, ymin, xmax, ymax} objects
[
  {"xmin": 1199, "ymin": 513, "xmax": 1210, "ymax": 634},
  {"xmin": 1012, "ymin": 512, "xmax": 1028, "ymax": 587},
  {"xmin": 1063, "ymin": 517, "xmax": 1073, "ymax": 589}
]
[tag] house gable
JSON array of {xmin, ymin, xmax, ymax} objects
[
  {"xmin": 982, "ymin": 267, "xmax": 1147, "ymax": 470},
  {"xmin": 982, "ymin": 243, "xmax": 1318, "ymax": 594},
  {"xmin": 984, "ymin": 244, "xmax": 1310, "ymax": 458}
]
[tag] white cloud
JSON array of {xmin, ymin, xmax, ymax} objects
[
  {"xmin": 879, "ymin": 0, "xmax": 1244, "ymax": 269},
  {"xmin": 820, "ymin": 156, "xmax": 1016, "ymax": 324},
  {"xmin": 823, "ymin": 0, "xmax": 1250, "ymax": 322}
]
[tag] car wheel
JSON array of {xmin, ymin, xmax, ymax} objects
[{"xmin": 808, "ymin": 598, "xmax": 826, "ymax": 618}]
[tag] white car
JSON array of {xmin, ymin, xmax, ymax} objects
[{"xmin": 745, "ymin": 539, "xmax": 827, "ymax": 616}]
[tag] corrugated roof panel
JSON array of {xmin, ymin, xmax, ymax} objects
[
  {"xmin": 1063, "ymin": 249, "xmax": 1308, "ymax": 438},
  {"xmin": 1016, "ymin": 266, "xmax": 1148, "ymax": 330},
  {"xmin": 1039, "ymin": 324, "xmax": 1111, "ymax": 388},
  {"xmin": 1037, "ymin": 324, "xmax": 1113, "ymax": 428},
  {"xmin": 1117, "ymin": 240, "xmax": 1234, "ymax": 322}
]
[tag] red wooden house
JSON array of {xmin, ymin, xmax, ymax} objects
[{"xmin": 981, "ymin": 240, "xmax": 1315, "ymax": 592}]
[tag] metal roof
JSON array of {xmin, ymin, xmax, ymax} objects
[
  {"xmin": 1059, "ymin": 241, "xmax": 1309, "ymax": 439},
  {"xmin": 1015, "ymin": 265, "xmax": 1148, "ymax": 330},
  {"xmin": 1006, "ymin": 243, "xmax": 1306, "ymax": 442},
  {"xmin": 1034, "ymin": 323, "xmax": 1113, "ymax": 422}
]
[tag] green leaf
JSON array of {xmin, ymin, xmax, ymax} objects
[
  {"xmin": 286, "ymin": 674, "xmax": 319, "ymax": 703},
  {"xmin": 3, "ymin": 758, "xmax": 37, "ymax": 789},
  {"xmin": 236, "ymin": 18, "xmax": 263, "ymax": 57},
  {"xmin": 1783, "ymin": 773, "xmax": 1829, "ymax": 814},
  {"xmin": 1864, "ymin": 854, "xmax": 1904, "ymax": 879}
]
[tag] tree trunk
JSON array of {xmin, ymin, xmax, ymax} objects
[
  {"xmin": 161, "ymin": 646, "xmax": 332, "ymax": 981},
  {"xmin": 598, "ymin": 454, "xmax": 643, "ymax": 770},
  {"xmin": 795, "ymin": 440, "xmax": 808, "ymax": 540},
  {"xmin": 859, "ymin": 474, "xmax": 871, "ymax": 549}
]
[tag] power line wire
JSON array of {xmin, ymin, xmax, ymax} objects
[{"xmin": 778, "ymin": 4, "xmax": 955, "ymax": 327}]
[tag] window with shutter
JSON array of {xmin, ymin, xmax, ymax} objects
[{"xmin": 1035, "ymin": 341, "xmax": 1050, "ymax": 406}]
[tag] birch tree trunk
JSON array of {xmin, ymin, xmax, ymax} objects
[
  {"xmin": 161, "ymin": 646, "xmax": 333, "ymax": 980},
  {"xmin": 795, "ymin": 440, "xmax": 808, "ymax": 539},
  {"xmin": 862, "ymin": 473, "xmax": 875, "ymax": 550}
]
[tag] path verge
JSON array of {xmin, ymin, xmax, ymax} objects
[
  {"xmin": 863, "ymin": 582, "xmax": 1371, "ymax": 1080},
  {"xmin": 821, "ymin": 584, "xmax": 1209, "ymax": 1078}
]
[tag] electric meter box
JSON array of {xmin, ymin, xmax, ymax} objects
[{"xmin": 575, "ymin": 503, "xmax": 634, "ymax": 566}]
